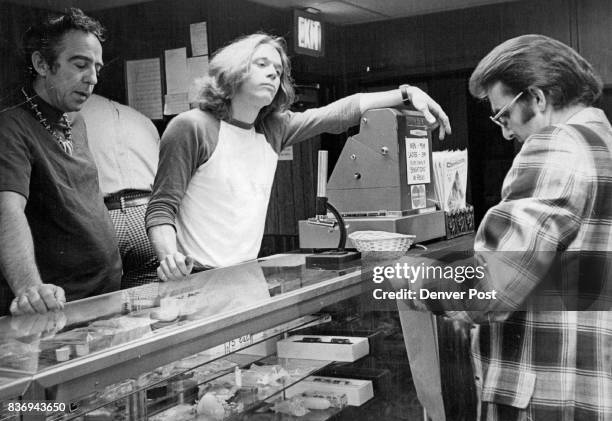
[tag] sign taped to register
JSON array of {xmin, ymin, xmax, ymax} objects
[{"xmin": 405, "ymin": 136, "xmax": 431, "ymax": 184}]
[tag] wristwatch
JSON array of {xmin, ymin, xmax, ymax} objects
[{"xmin": 399, "ymin": 84, "xmax": 411, "ymax": 105}]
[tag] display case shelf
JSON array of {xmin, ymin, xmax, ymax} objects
[
  {"xmin": 0, "ymin": 254, "xmax": 365, "ymax": 421},
  {"xmin": 148, "ymin": 356, "xmax": 335, "ymax": 421}
]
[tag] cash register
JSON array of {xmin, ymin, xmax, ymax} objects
[{"xmin": 299, "ymin": 108, "xmax": 447, "ymax": 249}]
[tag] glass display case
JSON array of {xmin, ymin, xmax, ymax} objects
[
  {"xmin": 0, "ymin": 235, "xmax": 475, "ymax": 421},
  {"xmin": 0, "ymin": 254, "xmax": 371, "ymax": 421}
]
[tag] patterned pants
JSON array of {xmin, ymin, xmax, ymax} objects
[{"xmin": 108, "ymin": 204, "xmax": 159, "ymax": 289}]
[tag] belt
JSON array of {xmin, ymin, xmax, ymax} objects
[{"xmin": 104, "ymin": 190, "xmax": 151, "ymax": 211}]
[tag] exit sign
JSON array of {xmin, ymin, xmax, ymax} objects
[{"xmin": 294, "ymin": 10, "xmax": 324, "ymax": 57}]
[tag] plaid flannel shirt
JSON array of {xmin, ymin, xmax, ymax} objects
[
  {"xmin": 472, "ymin": 108, "xmax": 612, "ymax": 420},
  {"xmin": 402, "ymin": 108, "xmax": 612, "ymax": 420}
]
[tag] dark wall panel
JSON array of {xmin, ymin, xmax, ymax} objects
[
  {"xmin": 0, "ymin": 0, "xmax": 342, "ymax": 103},
  {"xmin": 423, "ymin": 4, "xmax": 502, "ymax": 73},
  {"xmin": 91, "ymin": 0, "xmax": 290, "ymax": 103},
  {"xmin": 343, "ymin": 15, "xmax": 427, "ymax": 79},
  {"xmin": 500, "ymin": 0, "xmax": 572, "ymax": 45},
  {"xmin": 340, "ymin": 0, "xmax": 573, "ymax": 81},
  {"xmin": 577, "ymin": 0, "xmax": 612, "ymax": 85},
  {"xmin": 0, "ymin": 3, "xmax": 49, "ymax": 104}
]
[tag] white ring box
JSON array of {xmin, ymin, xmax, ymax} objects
[
  {"xmin": 276, "ymin": 335, "xmax": 369, "ymax": 362},
  {"xmin": 55, "ymin": 346, "xmax": 71, "ymax": 362},
  {"xmin": 286, "ymin": 376, "xmax": 374, "ymax": 406}
]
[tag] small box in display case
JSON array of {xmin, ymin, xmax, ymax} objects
[
  {"xmin": 286, "ymin": 376, "xmax": 374, "ymax": 406},
  {"xmin": 276, "ymin": 335, "xmax": 369, "ymax": 362}
]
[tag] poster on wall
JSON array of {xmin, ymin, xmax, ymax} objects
[
  {"xmin": 125, "ymin": 58, "xmax": 163, "ymax": 120},
  {"xmin": 163, "ymin": 47, "xmax": 190, "ymax": 115},
  {"xmin": 190, "ymin": 21, "xmax": 209, "ymax": 56}
]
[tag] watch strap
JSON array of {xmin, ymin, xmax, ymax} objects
[{"xmin": 400, "ymin": 84, "xmax": 411, "ymax": 105}]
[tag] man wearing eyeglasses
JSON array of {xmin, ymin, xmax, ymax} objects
[
  {"xmin": 464, "ymin": 35, "xmax": 612, "ymax": 420},
  {"xmin": 391, "ymin": 35, "xmax": 611, "ymax": 421}
]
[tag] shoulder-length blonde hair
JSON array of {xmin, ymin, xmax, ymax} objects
[{"xmin": 197, "ymin": 33, "xmax": 295, "ymax": 123}]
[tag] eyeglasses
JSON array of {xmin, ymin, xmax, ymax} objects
[{"xmin": 489, "ymin": 91, "xmax": 523, "ymax": 128}]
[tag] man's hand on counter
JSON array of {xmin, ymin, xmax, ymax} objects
[
  {"xmin": 9, "ymin": 310, "xmax": 67, "ymax": 339},
  {"xmin": 10, "ymin": 283, "xmax": 66, "ymax": 315},
  {"xmin": 157, "ymin": 252, "xmax": 195, "ymax": 282}
]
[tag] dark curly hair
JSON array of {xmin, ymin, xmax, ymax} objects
[
  {"xmin": 196, "ymin": 33, "xmax": 295, "ymax": 124},
  {"xmin": 22, "ymin": 7, "xmax": 105, "ymax": 81},
  {"xmin": 469, "ymin": 34, "xmax": 602, "ymax": 109}
]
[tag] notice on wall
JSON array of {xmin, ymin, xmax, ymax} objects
[
  {"xmin": 125, "ymin": 58, "xmax": 163, "ymax": 120},
  {"xmin": 190, "ymin": 21, "xmax": 209, "ymax": 57},
  {"xmin": 405, "ymin": 136, "xmax": 431, "ymax": 185},
  {"xmin": 187, "ymin": 55, "xmax": 209, "ymax": 103},
  {"xmin": 164, "ymin": 47, "xmax": 189, "ymax": 95},
  {"xmin": 164, "ymin": 92, "xmax": 189, "ymax": 115}
]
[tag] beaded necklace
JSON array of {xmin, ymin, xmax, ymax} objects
[{"xmin": 21, "ymin": 88, "xmax": 73, "ymax": 155}]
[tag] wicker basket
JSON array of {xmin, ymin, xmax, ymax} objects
[{"xmin": 349, "ymin": 231, "xmax": 415, "ymax": 257}]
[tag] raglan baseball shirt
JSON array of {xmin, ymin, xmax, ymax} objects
[{"xmin": 145, "ymin": 94, "xmax": 361, "ymax": 268}]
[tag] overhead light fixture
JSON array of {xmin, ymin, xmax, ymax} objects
[{"xmin": 304, "ymin": 7, "xmax": 321, "ymax": 14}]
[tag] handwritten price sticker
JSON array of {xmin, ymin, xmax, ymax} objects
[{"xmin": 224, "ymin": 334, "xmax": 252, "ymax": 354}]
